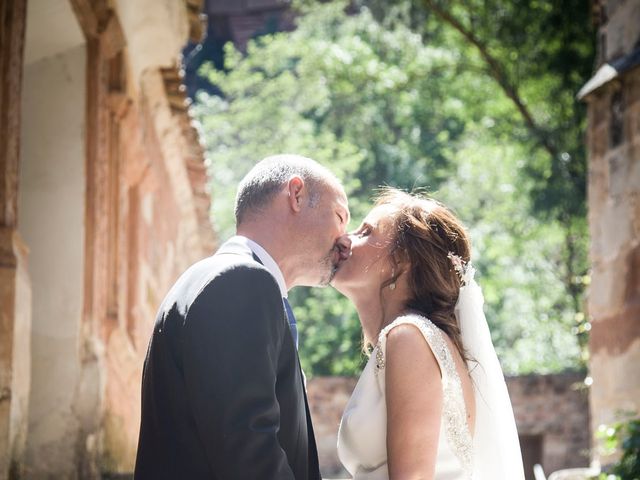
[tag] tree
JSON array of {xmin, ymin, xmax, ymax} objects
[
  {"xmin": 193, "ymin": 0, "xmax": 591, "ymax": 376},
  {"xmin": 365, "ymin": 0, "xmax": 595, "ymax": 356}
]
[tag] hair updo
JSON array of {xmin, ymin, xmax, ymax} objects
[{"xmin": 376, "ymin": 188, "xmax": 472, "ymax": 361}]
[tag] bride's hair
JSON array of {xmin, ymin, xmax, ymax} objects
[{"xmin": 376, "ymin": 187, "xmax": 471, "ymax": 362}]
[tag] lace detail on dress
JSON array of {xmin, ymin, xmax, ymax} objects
[{"xmin": 376, "ymin": 315, "xmax": 473, "ymax": 475}]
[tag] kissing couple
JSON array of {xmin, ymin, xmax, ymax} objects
[{"xmin": 134, "ymin": 155, "xmax": 525, "ymax": 480}]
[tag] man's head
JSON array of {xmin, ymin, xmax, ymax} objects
[{"xmin": 235, "ymin": 154, "xmax": 351, "ymax": 288}]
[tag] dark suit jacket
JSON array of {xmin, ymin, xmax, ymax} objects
[{"xmin": 134, "ymin": 238, "xmax": 320, "ymax": 480}]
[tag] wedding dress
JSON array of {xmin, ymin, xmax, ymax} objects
[
  {"xmin": 338, "ymin": 314, "xmax": 472, "ymax": 480},
  {"xmin": 337, "ymin": 272, "xmax": 525, "ymax": 480}
]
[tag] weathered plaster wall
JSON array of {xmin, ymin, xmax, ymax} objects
[
  {"xmin": 99, "ymin": 83, "xmax": 209, "ymax": 472},
  {"xmin": 23, "ymin": 0, "xmax": 84, "ymax": 65},
  {"xmin": 4, "ymin": 0, "xmax": 213, "ymax": 476},
  {"xmin": 112, "ymin": 0, "xmax": 189, "ymax": 88},
  {"xmin": 19, "ymin": 44, "xmax": 87, "ymax": 477},
  {"xmin": 97, "ymin": 2, "xmax": 214, "ymax": 473}
]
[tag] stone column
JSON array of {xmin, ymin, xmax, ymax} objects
[
  {"xmin": 586, "ymin": 70, "xmax": 640, "ymax": 462},
  {"xmin": 581, "ymin": 0, "xmax": 640, "ymax": 463},
  {"xmin": 0, "ymin": 1, "xmax": 31, "ymax": 479}
]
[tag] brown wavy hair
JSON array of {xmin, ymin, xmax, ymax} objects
[{"xmin": 377, "ymin": 188, "xmax": 471, "ymax": 361}]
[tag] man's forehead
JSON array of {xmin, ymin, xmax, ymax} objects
[
  {"xmin": 322, "ymin": 180, "xmax": 346, "ymax": 201},
  {"xmin": 335, "ymin": 189, "xmax": 348, "ymax": 207}
]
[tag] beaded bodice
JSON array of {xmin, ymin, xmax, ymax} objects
[{"xmin": 338, "ymin": 314, "xmax": 474, "ymax": 480}]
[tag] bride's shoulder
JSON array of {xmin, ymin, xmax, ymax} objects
[
  {"xmin": 378, "ymin": 313, "xmax": 436, "ymax": 343},
  {"xmin": 375, "ymin": 313, "xmax": 443, "ymax": 378},
  {"xmin": 377, "ymin": 313, "xmax": 441, "ymax": 355}
]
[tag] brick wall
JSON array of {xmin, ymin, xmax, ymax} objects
[{"xmin": 508, "ymin": 373, "xmax": 591, "ymax": 477}]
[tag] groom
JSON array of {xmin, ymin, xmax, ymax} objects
[{"xmin": 134, "ymin": 155, "xmax": 351, "ymax": 479}]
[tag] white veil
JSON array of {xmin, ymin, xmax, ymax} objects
[{"xmin": 454, "ymin": 262, "xmax": 525, "ymax": 480}]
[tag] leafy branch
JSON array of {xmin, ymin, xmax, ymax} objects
[{"xmin": 422, "ymin": 0, "xmax": 559, "ymax": 160}]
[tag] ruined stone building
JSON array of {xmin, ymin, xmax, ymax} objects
[
  {"xmin": 0, "ymin": 0, "xmax": 215, "ymax": 477},
  {"xmin": 578, "ymin": 0, "xmax": 640, "ymax": 466}
]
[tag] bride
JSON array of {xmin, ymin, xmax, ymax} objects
[{"xmin": 331, "ymin": 188, "xmax": 525, "ymax": 480}]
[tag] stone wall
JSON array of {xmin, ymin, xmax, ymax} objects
[
  {"xmin": 508, "ymin": 373, "xmax": 591, "ymax": 477},
  {"xmin": 580, "ymin": 0, "xmax": 640, "ymax": 465},
  {"xmin": 307, "ymin": 373, "xmax": 590, "ymax": 479}
]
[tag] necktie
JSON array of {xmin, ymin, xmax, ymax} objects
[{"xmin": 282, "ymin": 297, "xmax": 298, "ymax": 349}]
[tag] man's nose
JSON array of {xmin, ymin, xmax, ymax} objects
[{"xmin": 336, "ymin": 234, "xmax": 352, "ymax": 260}]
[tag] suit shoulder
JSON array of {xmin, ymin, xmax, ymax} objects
[
  {"xmin": 189, "ymin": 259, "xmax": 285, "ymax": 327},
  {"xmin": 196, "ymin": 254, "xmax": 281, "ymax": 300},
  {"xmin": 159, "ymin": 255, "xmax": 278, "ymax": 314},
  {"xmin": 215, "ymin": 260, "xmax": 279, "ymax": 291}
]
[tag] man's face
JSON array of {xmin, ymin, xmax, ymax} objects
[{"xmin": 296, "ymin": 181, "xmax": 351, "ymax": 287}]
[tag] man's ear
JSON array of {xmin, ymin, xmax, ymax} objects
[{"xmin": 287, "ymin": 175, "xmax": 305, "ymax": 213}]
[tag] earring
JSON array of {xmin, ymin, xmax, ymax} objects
[{"xmin": 389, "ymin": 267, "xmax": 396, "ymax": 290}]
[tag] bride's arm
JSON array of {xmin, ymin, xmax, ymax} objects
[{"xmin": 385, "ymin": 324, "xmax": 443, "ymax": 480}]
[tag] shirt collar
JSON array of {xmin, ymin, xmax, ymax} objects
[{"xmin": 233, "ymin": 235, "xmax": 288, "ymax": 298}]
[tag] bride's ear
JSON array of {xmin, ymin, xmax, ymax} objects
[
  {"xmin": 396, "ymin": 262, "xmax": 409, "ymax": 279},
  {"xmin": 392, "ymin": 250, "xmax": 409, "ymax": 274}
]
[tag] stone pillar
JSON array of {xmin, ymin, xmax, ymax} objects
[
  {"xmin": 587, "ymin": 73, "xmax": 640, "ymax": 462},
  {"xmin": 579, "ymin": 0, "xmax": 640, "ymax": 464},
  {"xmin": 21, "ymin": 43, "xmax": 88, "ymax": 478},
  {"xmin": 0, "ymin": 1, "xmax": 31, "ymax": 479}
]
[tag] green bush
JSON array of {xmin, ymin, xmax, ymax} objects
[{"xmin": 596, "ymin": 418, "xmax": 640, "ymax": 480}]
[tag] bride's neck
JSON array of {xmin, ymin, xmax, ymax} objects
[{"xmin": 351, "ymin": 287, "xmax": 409, "ymax": 345}]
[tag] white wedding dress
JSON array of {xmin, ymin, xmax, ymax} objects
[{"xmin": 337, "ymin": 314, "xmax": 473, "ymax": 480}]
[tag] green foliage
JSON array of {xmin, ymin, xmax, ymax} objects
[
  {"xmin": 596, "ymin": 418, "xmax": 640, "ymax": 480},
  {"xmin": 193, "ymin": 0, "xmax": 592, "ymax": 377},
  {"xmin": 437, "ymin": 141, "xmax": 583, "ymax": 372},
  {"xmin": 365, "ymin": 0, "xmax": 594, "ymax": 365},
  {"xmin": 290, "ymin": 287, "xmax": 366, "ymax": 375}
]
